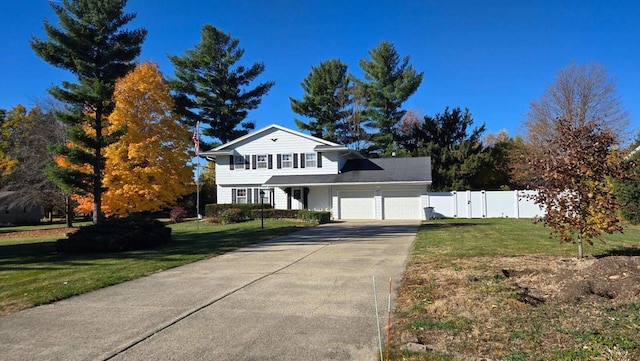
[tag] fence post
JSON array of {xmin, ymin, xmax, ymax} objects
[
  {"xmin": 452, "ymin": 191, "xmax": 457, "ymax": 218},
  {"xmin": 482, "ymin": 190, "xmax": 487, "ymax": 218},
  {"xmin": 515, "ymin": 190, "xmax": 520, "ymax": 219}
]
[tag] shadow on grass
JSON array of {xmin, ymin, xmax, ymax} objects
[
  {"xmin": 0, "ymin": 224, "xmax": 307, "ymax": 271},
  {"xmin": 421, "ymin": 222, "xmax": 481, "ymax": 229},
  {"xmin": 594, "ymin": 246, "xmax": 640, "ymax": 258},
  {"xmin": 0, "ymin": 221, "xmax": 422, "ymax": 271}
]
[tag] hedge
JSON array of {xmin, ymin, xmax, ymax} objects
[
  {"xmin": 220, "ymin": 208, "xmax": 245, "ymax": 224},
  {"xmin": 249, "ymin": 209, "xmax": 330, "ymax": 224},
  {"xmin": 205, "ymin": 203, "xmax": 272, "ymax": 219}
]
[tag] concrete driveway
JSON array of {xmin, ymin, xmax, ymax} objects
[{"xmin": 0, "ymin": 221, "xmax": 418, "ymax": 361}]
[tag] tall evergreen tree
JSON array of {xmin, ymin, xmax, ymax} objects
[
  {"xmin": 357, "ymin": 41, "xmax": 423, "ymax": 155},
  {"xmin": 168, "ymin": 24, "xmax": 275, "ymax": 144},
  {"xmin": 30, "ymin": 0, "xmax": 147, "ymax": 224},
  {"xmin": 290, "ymin": 59, "xmax": 351, "ymax": 143}
]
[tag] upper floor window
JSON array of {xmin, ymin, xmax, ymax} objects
[
  {"xmin": 305, "ymin": 153, "xmax": 316, "ymax": 168},
  {"xmin": 257, "ymin": 154, "xmax": 268, "ymax": 169},
  {"xmin": 234, "ymin": 155, "xmax": 245, "ymax": 169},
  {"xmin": 282, "ymin": 154, "xmax": 293, "ymax": 168}
]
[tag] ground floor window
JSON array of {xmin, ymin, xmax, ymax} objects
[
  {"xmin": 259, "ymin": 189, "xmax": 271, "ymax": 205},
  {"xmin": 236, "ymin": 188, "xmax": 247, "ymax": 203}
]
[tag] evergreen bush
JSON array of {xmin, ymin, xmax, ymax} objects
[{"xmin": 57, "ymin": 216, "xmax": 171, "ymax": 253}]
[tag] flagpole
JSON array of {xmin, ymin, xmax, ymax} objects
[{"xmin": 194, "ymin": 121, "xmax": 200, "ymax": 231}]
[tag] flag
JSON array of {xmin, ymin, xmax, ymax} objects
[{"xmin": 192, "ymin": 123, "xmax": 199, "ymax": 155}]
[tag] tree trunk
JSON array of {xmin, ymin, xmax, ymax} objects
[
  {"xmin": 577, "ymin": 234, "xmax": 584, "ymax": 259},
  {"xmin": 65, "ymin": 195, "xmax": 73, "ymax": 228},
  {"xmin": 93, "ymin": 108, "xmax": 103, "ymax": 225}
]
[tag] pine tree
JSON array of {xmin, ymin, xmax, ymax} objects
[
  {"xmin": 357, "ymin": 41, "xmax": 423, "ymax": 155},
  {"xmin": 290, "ymin": 59, "xmax": 351, "ymax": 143},
  {"xmin": 168, "ymin": 24, "xmax": 274, "ymax": 144},
  {"xmin": 31, "ymin": 0, "xmax": 146, "ymax": 224},
  {"xmin": 73, "ymin": 62, "xmax": 193, "ymax": 217}
]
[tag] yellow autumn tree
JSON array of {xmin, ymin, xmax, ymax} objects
[
  {"xmin": 0, "ymin": 105, "xmax": 26, "ymax": 178},
  {"xmin": 74, "ymin": 62, "xmax": 193, "ymax": 217}
]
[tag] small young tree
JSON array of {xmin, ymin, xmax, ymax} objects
[{"xmin": 527, "ymin": 118, "xmax": 630, "ymax": 258}]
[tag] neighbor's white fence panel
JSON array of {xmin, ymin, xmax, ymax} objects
[{"xmin": 426, "ymin": 190, "xmax": 544, "ymax": 219}]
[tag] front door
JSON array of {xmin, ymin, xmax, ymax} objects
[{"xmin": 291, "ymin": 188, "xmax": 303, "ymax": 210}]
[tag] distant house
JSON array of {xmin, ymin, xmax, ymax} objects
[
  {"xmin": 0, "ymin": 191, "xmax": 41, "ymax": 224},
  {"xmin": 200, "ymin": 124, "xmax": 433, "ymax": 220}
]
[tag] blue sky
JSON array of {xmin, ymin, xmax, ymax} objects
[{"xmin": 1, "ymin": 0, "xmax": 639, "ymax": 140}]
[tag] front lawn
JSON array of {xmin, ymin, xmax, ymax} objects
[
  {"xmin": 392, "ymin": 218, "xmax": 640, "ymax": 360},
  {"xmin": 0, "ymin": 219, "xmax": 310, "ymax": 315}
]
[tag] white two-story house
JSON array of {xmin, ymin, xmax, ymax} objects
[{"xmin": 200, "ymin": 124, "xmax": 432, "ymax": 220}]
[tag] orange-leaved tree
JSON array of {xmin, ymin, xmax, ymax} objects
[{"xmin": 74, "ymin": 62, "xmax": 193, "ymax": 217}]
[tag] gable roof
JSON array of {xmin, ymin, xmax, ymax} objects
[
  {"xmin": 208, "ymin": 124, "xmax": 341, "ymax": 152},
  {"xmin": 263, "ymin": 157, "xmax": 432, "ymax": 186}
]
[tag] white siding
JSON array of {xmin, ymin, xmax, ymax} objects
[
  {"xmin": 217, "ymin": 184, "xmax": 231, "ymax": 204},
  {"xmin": 273, "ymin": 187, "xmax": 288, "ymax": 210},
  {"xmin": 308, "ymin": 186, "xmax": 331, "ymax": 211},
  {"xmin": 216, "ymin": 128, "xmax": 340, "ymax": 187}
]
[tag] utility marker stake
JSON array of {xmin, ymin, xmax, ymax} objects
[
  {"xmin": 373, "ymin": 276, "xmax": 383, "ymax": 361},
  {"xmin": 386, "ymin": 277, "xmax": 392, "ymax": 361}
]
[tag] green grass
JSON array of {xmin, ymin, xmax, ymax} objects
[
  {"xmin": 0, "ymin": 219, "xmax": 310, "ymax": 315},
  {"xmin": 412, "ymin": 218, "xmax": 640, "ymax": 261},
  {"xmin": 392, "ymin": 218, "xmax": 640, "ymax": 361}
]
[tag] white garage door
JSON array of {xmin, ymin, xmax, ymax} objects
[
  {"xmin": 339, "ymin": 191, "xmax": 375, "ymax": 219},
  {"xmin": 383, "ymin": 190, "xmax": 421, "ymax": 220}
]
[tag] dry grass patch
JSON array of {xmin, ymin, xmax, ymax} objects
[{"xmin": 391, "ymin": 219, "xmax": 640, "ymax": 361}]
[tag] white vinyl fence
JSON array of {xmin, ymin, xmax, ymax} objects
[{"xmin": 426, "ymin": 190, "xmax": 543, "ymax": 219}]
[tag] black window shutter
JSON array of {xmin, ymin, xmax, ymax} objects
[
  {"xmin": 231, "ymin": 188, "xmax": 237, "ymax": 203},
  {"xmin": 252, "ymin": 155, "xmax": 257, "ymax": 169},
  {"xmin": 293, "ymin": 153, "xmax": 298, "ymax": 168},
  {"xmin": 277, "ymin": 154, "xmax": 282, "ymax": 169},
  {"xmin": 303, "ymin": 188, "xmax": 309, "ymax": 209},
  {"xmin": 254, "ymin": 188, "xmax": 259, "ymax": 203},
  {"xmin": 247, "ymin": 188, "xmax": 252, "ymax": 203},
  {"xmin": 268, "ymin": 154, "xmax": 273, "ymax": 169},
  {"xmin": 230, "ymin": 155, "xmax": 234, "ymax": 170},
  {"xmin": 317, "ymin": 152, "xmax": 322, "ymax": 168},
  {"xmin": 286, "ymin": 187, "xmax": 292, "ymax": 210},
  {"xmin": 245, "ymin": 156, "xmax": 250, "ymax": 170},
  {"xmin": 300, "ymin": 153, "xmax": 305, "ymax": 168}
]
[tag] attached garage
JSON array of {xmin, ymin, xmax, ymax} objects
[
  {"xmin": 263, "ymin": 156, "xmax": 432, "ymax": 220},
  {"xmin": 383, "ymin": 190, "xmax": 422, "ymax": 220},
  {"xmin": 339, "ymin": 190, "xmax": 375, "ymax": 219}
]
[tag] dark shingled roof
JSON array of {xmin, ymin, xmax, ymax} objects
[{"xmin": 264, "ymin": 157, "xmax": 431, "ymax": 186}]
